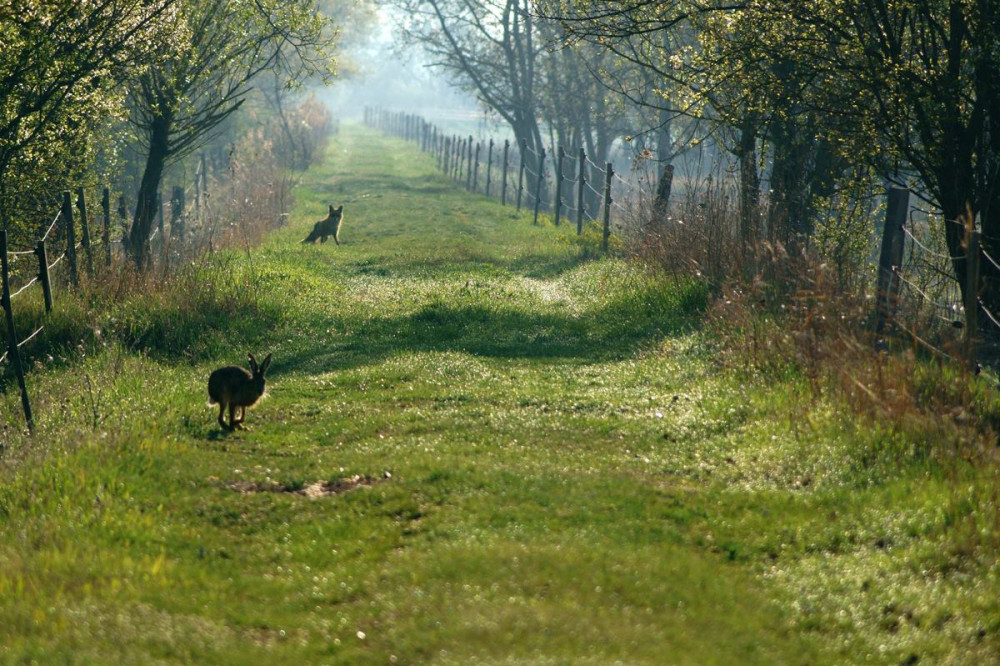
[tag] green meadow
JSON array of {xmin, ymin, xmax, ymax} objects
[{"xmin": 0, "ymin": 124, "xmax": 996, "ymax": 664}]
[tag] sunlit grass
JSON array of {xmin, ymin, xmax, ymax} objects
[{"xmin": 0, "ymin": 124, "xmax": 996, "ymax": 664}]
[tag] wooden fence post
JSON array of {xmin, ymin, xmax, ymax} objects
[
  {"xmin": 486, "ymin": 139, "xmax": 494, "ymax": 197},
  {"xmin": 35, "ymin": 240, "xmax": 52, "ymax": 312},
  {"xmin": 874, "ymin": 187, "xmax": 909, "ymax": 338},
  {"xmin": 965, "ymin": 229, "xmax": 981, "ymax": 367},
  {"xmin": 463, "ymin": 137, "xmax": 469, "ymax": 184},
  {"xmin": 76, "ymin": 187, "xmax": 93, "ymax": 277},
  {"xmin": 501, "ymin": 139, "xmax": 510, "ymax": 206},
  {"xmin": 602, "ymin": 162, "xmax": 614, "ymax": 253},
  {"xmin": 554, "ymin": 147, "xmax": 565, "ymax": 226},
  {"xmin": 473, "ymin": 142, "xmax": 481, "ymax": 192},
  {"xmin": 102, "ymin": 187, "xmax": 112, "ymax": 266},
  {"xmin": 62, "ymin": 191, "xmax": 78, "ymax": 287},
  {"xmin": 117, "ymin": 195, "xmax": 129, "ymax": 244},
  {"xmin": 576, "ymin": 148, "xmax": 586, "ymax": 235},
  {"xmin": 517, "ymin": 138, "xmax": 527, "ymax": 211},
  {"xmin": 533, "ymin": 148, "xmax": 546, "ymax": 226},
  {"xmin": 446, "ymin": 136, "xmax": 452, "ymax": 177},
  {"xmin": 1, "ymin": 230, "xmax": 34, "ymax": 431},
  {"xmin": 171, "ymin": 186, "xmax": 185, "ymax": 240},
  {"xmin": 466, "ymin": 135, "xmax": 474, "ymax": 190}
]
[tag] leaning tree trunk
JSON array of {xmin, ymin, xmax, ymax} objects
[{"xmin": 128, "ymin": 115, "xmax": 170, "ymax": 268}]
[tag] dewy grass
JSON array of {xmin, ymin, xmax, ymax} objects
[{"xmin": 0, "ymin": 123, "xmax": 996, "ymax": 665}]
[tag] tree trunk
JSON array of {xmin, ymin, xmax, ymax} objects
[
  {"xmin": 737, "ymin": 118, "xmax": 760, "ymax": 248},
  {"xmin": 657, "ymin": 28, "xmax": 673, "ymax": 166},
  {"xmin": 128, "ymin": 115, "xmax": 171, "ymax": 268},
  {"xmin": 768, "ymin": 116, "xmax": 812, "ymax": 245},
  {"xmin": 974, "ymin": 4, "xmax": 1000, "ymax": 362}
]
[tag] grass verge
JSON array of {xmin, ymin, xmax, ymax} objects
[{"xmin": 0, "ymin": 123, "xmax": 996, "ymax": 665}]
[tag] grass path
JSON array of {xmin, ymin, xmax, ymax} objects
[{"xmin": 1, "ymin": 124, "xmax": 995, "ymax": 664}]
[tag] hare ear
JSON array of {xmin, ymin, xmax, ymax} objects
[
  {"xmin": 259, "ymin": 354, "xmax": 272, "ymax": 374},
  {"xmin": 248, "ymin": 353, "xmax": 257, "ymax": 373}
]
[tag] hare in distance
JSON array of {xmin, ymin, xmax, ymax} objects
[
  {"xmin": 302, "ymin": 204, "xmax": 343, "ymax": 244},
  {"xmin": 208, "ymin": 353, "xmax": 272, "ymax": 430}
]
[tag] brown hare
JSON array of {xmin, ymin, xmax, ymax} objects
[
  {"xmin": 208, "ymin": 353, "xmax": 272, "ymax": 430},
  {"xmin": 302, "ymin": 204, "xmax": 343, "ymax": 244}
]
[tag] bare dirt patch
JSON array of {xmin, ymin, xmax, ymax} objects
[{"xmin": 220, "ymin": 472, "xmax": 390, "ymax": 498}]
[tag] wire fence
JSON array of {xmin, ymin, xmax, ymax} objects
[
  {"xmin": 874, "ymin": 188, "xmax": 1000, "ymax": 369},
  {"xmin": 366, "ymin": 108, "xmax": 1000, "ymax": 373},
  {"xmin": 1, "ymin": 168, "xmax": 210, "ymax": 433},
  {"xmin": 364, "ymin": 106, "xmax": 657, "ymax": 251}
]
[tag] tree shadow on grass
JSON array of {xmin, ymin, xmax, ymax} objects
[
  {"xmin": 316, "ymin": 173, "xmax": 459, "ymax": 199},
  {"xmin": 343, "ymin": 248, "xmax": 585, "ymax": 282},
  {"xmin": 272, "ymin": 280, "xmax": 707, "ymax": 377}
]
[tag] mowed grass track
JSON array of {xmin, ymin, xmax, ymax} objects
[{"xmin": 1, "ymin": 124, "xmax": 994, "ymax": 664}]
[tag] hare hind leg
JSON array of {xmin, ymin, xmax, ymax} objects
[
  {"xmin": 218, "ymin": 403, "xmax": 229, "ymax": 430},
  {"xmin": 229, "ymin": 405, "xmax": 246, "ymax": 430},
  {"xmin": 227, "ymin": 404, "xmax": 240, "ymax": 430}
]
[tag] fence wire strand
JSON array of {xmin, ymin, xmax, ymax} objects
[
  {"xmin": 980, "ymin": 247, "xmax": 1000, "ymax": 273},
  {"xmin": 48, "ymin": 251, "xmax": 66, "ymax": 270},
  {"xmin": 41, "ymin": 209, "xmax": 61, "ymax": 241},
  {"xmin": 586, "ymin": 180, "xmax": 605, "ymax": 199},
  {"xmin": 977, "ymin": 299, "xmax": 1000, "ymax": 332},
  {"xmin": 9, "ymin": 276, "xmax": 38, "ymax": 300},
  {"xmin": 612, "ymin": 172, "xmax": 642, "ymax": 198},
  {"xmin": 16, "ymin": 325, "xmax": 44, "ymax": 348},
  {"xmin": 892, "ymin": 267, "xmax": 958, "ymax": 314},
  {"xmin": 902, "ymin": 224, "xmax": 962, "ymax": 261}
]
